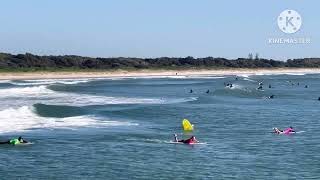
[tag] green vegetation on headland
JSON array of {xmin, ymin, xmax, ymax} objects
[{"xmin": 0, "ymin": 52, "xmax": 320, "ymax": 72}]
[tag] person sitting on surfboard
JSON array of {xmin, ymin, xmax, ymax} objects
[
  {"xmin": 0, "ymin": 136, "xmax": 29, "ymax": 145},
  {"xmin": 174, "ymin": 134, "xmax": 199, "ymax": 144},
  {"xmin": 273, "ymin": 127, "xmax": 295, "ymax": 134}
]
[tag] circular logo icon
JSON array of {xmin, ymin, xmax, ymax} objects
[{"xmin": 277, "ymin": 10, "xmax": 302, "ymax": 34}]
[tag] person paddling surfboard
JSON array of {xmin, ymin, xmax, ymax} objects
[
  {"xmin": 173, "ymin": 134, "xmax": 199, "ymax": 144},
  {"xmin": 273, "ymin": 127, "xmax": 295, "ymax": 134},
  {"xmin": 0, "ymin": 136, "xmax": 29, "ymax": 145}
]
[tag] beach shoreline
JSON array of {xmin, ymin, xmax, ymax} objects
[{"xmin": 0, "ymin": 68, "xmax": 320, "ymax": 80}]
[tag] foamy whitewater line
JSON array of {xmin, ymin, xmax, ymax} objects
[
  {"xmin": 0, "ymin": 85, "xmax": 54, "ymax": 95},
  {"xmin": 0, "ymin": 85, "xmax": 197, "ymax": 106},
  {"xmin": 0, "ymin": 80, "xmax": 11, "ymax": 83},
  {"xmin": 9, "ymin": 78, "xmax": 93, "ymax": 86},
  {"xmin": 231, "ymin": 84, "xmax": 243, "ymax": 89},
  {"xmin": 225, "ymin": 84, "xmax": 248, "ymax": 91},
  {"xmin": 0, "ymin": 106, "xmax": 138, "ymax": 134},
  {"xmin": 122, "ymin": 75, "xmax": 226, "ymax": 79},
  {"xmin": 283, "ymin": 73, "xmax": 306, "ymax": 76},
  {"xmin": 238, "ymin": 74, "xmax": 250, "ymax": 78},
  {"xmin": 253, "ymin": 72, "xmax": 307, "ymax": 76},
  {"xmin": 243, "ymin": 78, "xmax": 256, "ymax": 82},
  {"xmin": 4, "ymin": 76, "xmax": 227, "ymax": 85},
  {"xmin": 23, "ymin": 78, "xmax": 108, "ymax": 82}
]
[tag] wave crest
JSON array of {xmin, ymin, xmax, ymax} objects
[
  {"xmin": 9, "ymin": 79, "xmax": 92, "ymax": 86},
  {"xmin": 0, "ymin": 85, "xmax": 197, "ymax": 106},
  {"xmin": 0, "ymin": 106, "xmax": 137, "ymax": 134}
]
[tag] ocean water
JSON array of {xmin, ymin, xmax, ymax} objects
[{"xmin": 0, "ymin": 73, "xmax": 319, "ymax": 179}]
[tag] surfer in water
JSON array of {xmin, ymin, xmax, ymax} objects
[
  {"xmin": 225, "ymin": 83, "xmax": 233, "ymax": 88},
  {"xmin": 0, "ymin": 136, "xmax": 29, "ymax": 145},
  {"xmin": 268, "ymin": 95, "xmax": 274, "ymax": 99},
  {"xmin": 174, "ymin": 134, "xmax": 199, "ymax": 144},
  {"xmin": 273, "ymin": 127, "xmax": 295, "ymax": 134}
]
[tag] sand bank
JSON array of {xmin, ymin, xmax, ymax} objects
[{"xmin": 0, "ymin": 68, "xmax": 319, "ymax": 80}]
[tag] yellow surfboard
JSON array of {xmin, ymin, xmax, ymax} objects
[{"xmin": 182, "ymin": 119, "xmax": 194, "ymax": 131}]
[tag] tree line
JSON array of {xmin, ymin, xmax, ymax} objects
[{"xmin": 0, "ymin": 52, "xmax": 320, "ymax": 71}]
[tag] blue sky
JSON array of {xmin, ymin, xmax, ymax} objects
[{"xmin": 0, "ymin": 0, "xmax": 318, "ymax": 60}]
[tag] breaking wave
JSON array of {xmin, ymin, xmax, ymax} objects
[
  {"xmin": 0, "ymin": 106, "xmax": 138, "ymax": 134},
  {"xmin": 9, "ymin": 78, "xmax": 93, "ymax": 86},
  {"xmin": 0, "ymin": 85, "xmax": 197, "ymax": 106}
]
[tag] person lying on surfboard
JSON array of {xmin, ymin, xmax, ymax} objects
[
  {"xmin": 174, "ymin": 134, "xmax": 199, "ymax": 144},
  {"xmin": 0, "ymin": 136, "xmax": 29, "ymax": 145},
  {"xmin": 273, "ymin": 127, "xmax": 295, "ymax": 134}
]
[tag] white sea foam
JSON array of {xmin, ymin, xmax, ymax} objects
[
  {"xmin": 243, "ymin": 78, "xmax": 256, "ymax": 82},
  {"xmin": 254, "ymin": 73, "xmax": 266, "ymax": 76},
  {"xmin": 46, "ymin": 94, "xmax": 197, "ymax": 106},
  {"xmin": 163, "ymin": 97, "xmax": 198, "ymax": 104},
  {"xmin": 7, "ymin": 76, "xmax": 225, "ymax": 86},
  {"xmin": 0, "ymin": 85, "xmax": 54, "ymax": 96},
  {"xmin": 10, "ymin": 79, "xmax": 92, "ymax": 86},
  {"xmin": 0, "ymin": 85, "xmax": 196, "ymax": 106},
  {"xmin": 50, "ymin": 95, "xmax": 165, "ymax": 106},
  {"xmin": 0, "ymin": 106, "xmax": 137, "ymax": 134},
  {"xmin": 225, "ymin": 84, "xmax": 253, "ymax": 93},
  {"xmin": 185, "ymin": 76, "xmax": 225, "ymax": 79},
  {"xmin": 119, "ymin": 75, "xmax": 226, "ymax": 80},
  {"xmin": 160, "ymin": 76, "xmax": 226, "ymax": 79},
  {"xmin": 0, "ymin": 80, "xmax": 11, "ymax": 83},
  {"xmin": 225, "ymin": 84, "xmax": 242, "ymax": 90},
  {"xmin": 110, "ymin": 77, "xmax": 125, "ymax": 80},
  {"xmin": 283, "ymin": 73, "xmax": 306, "ymax": 76},
  {"xmin": 238, "ymin": 74, "xmax": 257, "ymax": 82},
  {"xmin": 238, "ymin": 74, "xmax": 250, "ymax": 78},
  {"xmin": 253, "ymin": 72, "xmax": 307, "ymax": 76}
]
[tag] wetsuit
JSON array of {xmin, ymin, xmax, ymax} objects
[
  {"xmin": 0, "ymin": 140, "xmax": 10, "ymax": 144},
  {"xmin": 178, "ymin": 137, "xmax": 197, "ymax": 144},
  {"xmin": 0, "ymin": 138, "xmax": 28, "ymax": 145},
  {"xmin": 0, "ymin": 138, "xmax": 20, "ymax": 145},
  {"xmin": 10, "ymin": 139, "xmax": 21, "ymax": 145}
]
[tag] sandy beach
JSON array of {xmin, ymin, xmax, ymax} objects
[{"xmin": 0, "ymin": 68, "xmax": 320, "ymax": 80}]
